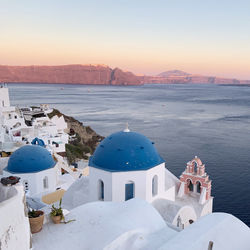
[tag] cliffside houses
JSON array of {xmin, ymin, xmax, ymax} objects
[{"xmin": 0, "ymin": 85, "xmax": 69, "ymax": 156}]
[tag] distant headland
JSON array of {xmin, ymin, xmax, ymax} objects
[{"xmin": 0, "ymin": 64, "xmax": 250, "ymax": 85}]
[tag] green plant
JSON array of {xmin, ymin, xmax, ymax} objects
[
  {"xmin": 50, "ymin": 199, "xmax": 75, "ymax": 224},
  {"xmin": 50, "ymin": 199, "xmax": 64, "ymax": 220},
  {"xmin": 65, "ymin": 142, "xmax": 91, "ymax": 164},
  {"xmin": 28, "ymin": 209, "xmax": 43, "ymax": 218}
]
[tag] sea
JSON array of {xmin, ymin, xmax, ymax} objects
[{"xmin": 8, "ymin": 83, "xmax": 250, "ymax": 226}]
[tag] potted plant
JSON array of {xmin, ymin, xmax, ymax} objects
[
  {"xmin": 28, "ymin": 209, "xmax": 45, "ymax": 233},
  {"xmin": 50, "ymin": 198, "xmax": 64, "ymax": 224}
]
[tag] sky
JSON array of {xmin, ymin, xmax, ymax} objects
[{"xmin": 1, "ymin": 0, "xmax": 250, "ymax": 79}]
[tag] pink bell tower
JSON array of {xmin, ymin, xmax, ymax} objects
[{"xmin": 178, "ymin": 156, "xmax": 212, "ymax": 204}]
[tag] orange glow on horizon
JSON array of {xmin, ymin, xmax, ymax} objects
[{"xmin": 1, "ymin": 36, "xmax": 250, "ymax": 80}]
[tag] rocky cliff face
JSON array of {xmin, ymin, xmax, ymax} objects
[
  {"xmin": 0, "ymin": 64, "xmax": 142, "ymax": 85},
  {"xmin": 110, "ymin": 68, "xmax": 142, "ymax": 85},
  {"xmin": 142, "ymin": 74, "xmax": 250, "ymax": 85},
  {"xmin": 48, "ymin": 109, "xmax": 104, "ymax": 164},
  {"xmin": 0, "ymin": 64, "xmax": 249, "ymax": 85}
]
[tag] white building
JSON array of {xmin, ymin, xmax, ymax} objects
[
  {"xmin": 3, "ymin": 145, "xmax": 58, "ymax": 196},
  {"xmin": 88, "ymin": 129, "xmax": 168, "ymax": 203},
  {"xmin": 0, "ymin": 86, "xmax": 69, "ymax": 154},
  {"xmin": 0, "ymin": 86, "xmax": 10, "ymax": 108}
]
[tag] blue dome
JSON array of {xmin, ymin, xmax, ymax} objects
[
  {"xmin": 89, "ymin": 131, "xmax": 164, "ymax": 172},
  {"xmin": 31, "ymin": 137, "xmax": 45, "ymax": 147},
  {"xmin": 6, "ymin": 145, "xmax": 56, "ymax": 173}
]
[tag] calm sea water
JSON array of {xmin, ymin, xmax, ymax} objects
[{"xmin": 8, "ymin": 83, "xmax": 250, "ymax": 226}]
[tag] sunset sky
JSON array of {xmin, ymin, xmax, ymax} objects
[{"xmin": 1, "ymin": 0, "xmax": 250, "ymax": 79}]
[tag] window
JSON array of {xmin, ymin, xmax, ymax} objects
[
  {"xmin": 125, "ymin": 181, "xmax": 134, "ymax": 201},
  {"xmin": 98, "ymin": 179, "xmax": 104, "ymax": 201},
  {"xmin": 43, "ymin": 176, "xmax": 49, "ymax": 189},
  {"xmin": 8, "ymin": 114, "xmax": 11, "ymax": 119},
  {"xmin": 152, "ymin": 175, "xmax": 158, "ymax": 196}
]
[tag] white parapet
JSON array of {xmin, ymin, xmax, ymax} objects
[
  {"xmin": 199, "ymin": 187, "xmax": 207, "ymax": 205},
  {"xmin": 0, "ymin": 183, "xmax": 30, "ymax": 250},
  {"xmin": 177, "ymin": 182, "xmax": 185, "ymax": 198}
]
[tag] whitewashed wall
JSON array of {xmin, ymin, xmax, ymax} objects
[
  {"xmin": 0, "ymin": 88, "xmax": 10, "ymax": 107},
  {"xmin": 112, "ymin": 170, "xmax": 147, "ymax": 202},
  {"xmin": 3, "ymin": 167, "xmax": 57, "ymax": 196},
  {"xmin": 89, "ymin": 167, "xmax": 112, "ymax": 201},
  {"xmin": 145, "ymin": 163, "xmax": 166, "ymax": 202},
  {"xmin": 200, "ymin": 198, "xmax": 213, "ymax": 217},
  {"xmin": 0, "ymin": 183, "xmax": 30, "ymax": 250},
  {"xmin": 172, "ymin": 205, "xmax": 197, "ymax": 228},
  {"xmin": 89, "ymin": 163, "xmax": 168, "ymax": 203}
]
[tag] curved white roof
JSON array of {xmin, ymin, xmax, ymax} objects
[
  {"xmin": 32, "ymin": 199, "xmax": 250, "ymax": 250},
  {"xmin": 153, "ymin": 198, "xmax": 197, "ymax": 225},
  {"xmin": 158, "ymin": 212, "xmax": 250, "ymax": 250},
  {"xmin": 32, "ymin": 199, "xmax": 168, "ymax": 250}
]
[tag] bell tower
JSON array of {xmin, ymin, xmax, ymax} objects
[{"xmin": 177, "ymin": 156, "xmax": 212, "ymax": 205}]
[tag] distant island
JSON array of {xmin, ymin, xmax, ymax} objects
[{"xmin": 0, "ymin": 64, "xmax": 250, "ymax": 85}]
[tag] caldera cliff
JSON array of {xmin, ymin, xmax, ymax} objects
[
  {"xmin": 0, "ymin": 64, "xmax": 142, "ymax": 85},
  {"xmin": 0, "ymin": 64, "xmax": 249, "ymax": 85}
]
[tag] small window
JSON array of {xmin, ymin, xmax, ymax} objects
[
  {"xmin": 43, "ymin": 176, "xmax": 49, "ymax": 189},
  {"xmin": 98, "ymin": 179, "xmax": 104, "ymax": 201},
  {"xmin": 152, "ymin": 175, "xmax": 158, "ymax": 196}
]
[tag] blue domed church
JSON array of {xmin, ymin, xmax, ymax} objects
[
  {"xmin": 3, "ymin": 144, "xmax": 57, "ymax": 196},
  {"xmin": 86, "ymin": 127, "xmax": 213, "ymax": 228},
  {"xmin": 89, "ymin": 127, "xmax": 175, "ymax": 203}
]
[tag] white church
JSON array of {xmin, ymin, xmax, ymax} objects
[
  {"xmin": 3, "ymin": 144, "xmax": 58, "ymax": 196},
  {"xmin": 86, "ymin": 126, "xmax": 212, "ymax": 228}
]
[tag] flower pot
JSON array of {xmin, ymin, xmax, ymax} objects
[
  {"xmin": 29, "ymin": 211, "xmax": 44, "ymax": 233},
  {"xmin": 51, "ymin": 215, "xmax": 62, "ymax": 224}
]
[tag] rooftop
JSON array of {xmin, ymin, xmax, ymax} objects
[{"xmin": 89, "ymin": 130, "xmax": 164, "ymax": 172}]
